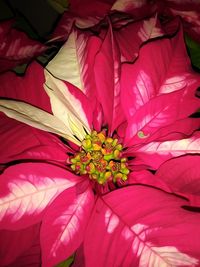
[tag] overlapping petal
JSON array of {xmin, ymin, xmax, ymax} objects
[
  {"xmin": 51, "ymin": 0, "xmax": 115, "ymax": 41},
  {"xmin": 0, "ymin": 115, "xmax": 68, "ymax": 164},
  {"xmin": 5, "ymin": 236, "xmax": 41, "ymax": 267},
  {"xmin": 44, "ymin": 71, "xmax": 92, "ymax": 140},
  {"xmin": 41, "ymin": 183, "xmax": 94, "ymax": 267},
  {"xmin": 156, "ymin": 155, "xmax": 200, "ymax": 206},
  {"xmin": 120, "ymin": 26, "xmax": 196, "ymax": 118},
  {"xmin": 0, "ymin": 163, "xmax": 81, "ymax": 230},
  {"xmin": 51, "ymin": 0, "xmax": 156, "ymax": 42},
  {"xmin": 0, "ymin": 223, "xmax": 40, "ymax": 266},
  {"xmin": 124, "ymin": 90, "xmax": 189, "ymax": 145},
  {"xmin": 0, "ymin": 61, "xmax": 51, "ymax": 112},
  {"xmin": 115, "ymin": 15, "xmax": 164, "ymax": 62},
  {"xmin": 158, "ymin": 0, "xmax": 200, "ymax": 43},
  {"xmin": 94, "ymin": 25, "xmax": 125, "ymax": 133},
  {"xmin": 0, "ymin": 99, "xmax": 79, "ymax": 143},
  {"xmin": 0, "ymin": 3, "xmax": 200, "ymax": 266},
  {"xmin": 46, "ymin": 29, "xmax": 101, "ymax": 97},
  {"xmin": 133, "ymin": 131, "xmax": 200, "ymax": 169},
  {"xmin": 0, "ymin": 20, "xmax": 46, "ymax": 73},
  {"xmin": 76, "ymin": 186, "xmax": 200, "ymax": 267}
]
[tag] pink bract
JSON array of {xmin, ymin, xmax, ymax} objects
[
  {"xmin": 52, "ymin": 0, "xmax": 200, "ymax": 46},
  {"xmin": 0, "ymin": 20, "xmax": 47, "ymax": 73},
  {"xmin": 0, "ymin": 16, "xmax": 200, "ymax": 267}
]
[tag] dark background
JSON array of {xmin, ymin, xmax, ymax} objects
[{"xmin": 0, "ymin": 0, "xmax": 60, "ymax": 38}]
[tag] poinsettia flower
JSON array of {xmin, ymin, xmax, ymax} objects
[
  {"xmin": 0, "ymin": 22, "xmax": 200, "ymax": 267},
  {"xmin": 51, "ymin": 0, "xmax": 200, "ymax": 50},
  {"xmin": 0, "ymin": 19, "xmax": 47, "ymax": 73},
  {"xmin": 156, "ymin": 0, "xmax": 200, "ymax": 43},
  {"xmin": 51, "ymin": 0, "xmax": 156, "ymax": 42}
]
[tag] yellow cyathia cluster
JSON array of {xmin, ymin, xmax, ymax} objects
[{"xmin": 70, "ymin": 130, "xmax": 129, "ymax": 185}]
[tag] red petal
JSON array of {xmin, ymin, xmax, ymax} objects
[
  {"xmin": 156, "ymin": 155, "xmax": 200, "ymax": 206},
  {"xmin": 133, "ymin": 131, "xmax": 200, "ymax": 169},
  {"xmin": 51, "ymin": 0, "xmax": 115, "ymax": 41},
  {"xmin": 0, "ymin": 163, "xmax": 81, "ymax": 230},
  {"xmin": 120, "ymin": 27, "xmax": 195, "ymax": 118},
  {"xmin": 0, "ymin": 20, "xmax": 46, "ymax": 73},
  {"xmin": 124, "ymin": 89, "xmax": 198, "ymax": 146},
  {"xmin": 115, "ymin": 15, "xmax": 164, "ymax": 62},
  {"xmin": 41, "ymin": 183, "xmax": 94, "ymax": 267},
  {"xmin": 163, "ymin": 1, "xmax": 200, "ymax": 43},
  {"xmin": 6, "ymin": 235, "xmax": 41, "ymax": 267},
  {"xmin": 145, "ymin": 117, "xmax": 200, "ymax": 143},
  {"xmin": 77, "ymin": 185, "xmax": 200, "ymax": 266},
  {"xmin": 0, "ymin": 115, "xmax": 68, "ymax": 164},
  {"xmin": 0, "ymin": 61, "xmax": 51, "ymax": 112},
  {"xmin": 94, "ymin": 25, "xmax": 125, "ymax": 133},
  {"xmin": 0, "ymin": 223, "xmax": 40, "ymax": 266}
]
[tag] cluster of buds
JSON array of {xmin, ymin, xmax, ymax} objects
[{"xmin": 70, "ymin": 130, "xmax": 129, "ymax": 184}]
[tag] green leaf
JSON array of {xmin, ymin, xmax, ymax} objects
[
  {"xmin": 47, "ymin": 0, "xmax": 69, "ymax": 14},
  {"xmin": 54, "ymin": 255, "xmax": 74, "ymax": 267},
  {"xmin": 185, "ymin": 34, "xmax": 200, "ymax": 71}
]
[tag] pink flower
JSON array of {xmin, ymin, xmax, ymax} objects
[
  {"xmin": 0, "ymin": 20, "xmax": 200, "ymax": 267},
  {"xmin": 156, "ymin": 0, "xmax": 200, "ymax": 43},
  {"xmin": 0, "ymin": 19, "xmax": 47, "ymax": 73},
  {"xmin": 52, "ymin": 0, "xmax": 200, "ymax": 46},
  {"xmin": 51, "ymin": 0, "xmax": 156, "ymax": 41}
]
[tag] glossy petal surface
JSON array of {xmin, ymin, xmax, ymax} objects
[
  {"xmin": 0, "ymin": 163, "xmax": 80, "ymax": 230},
  {"xmin": 133, "ymin": 132, "xmax": 200, "ymax": 169},
  {"xmin": 78, "ymin": 186, "xmax": 200, "ymax": 267},
  {"xmin": 94, "ymin": 26, "xmax": 124, "ymax": 133},
  {"xmin": 41, "ymin": 183, "xmax": 94, "ymax": 267},
  {"xmin": 0, "ymin": 99, "xmax": 76, "ymax": 142},
  {"xmin": 0, "ymin": 61, "xmax": 51, "ymax": 112},
  {"xmin": 0, "ymin": 115, "xmax": 67, "ymax": 164},
  {"xmin": 0, "ymin": 223, "xmax": 40, "ymax": 266},
  {"xmin": 6, "ymin": 236, "xmax": 41, "ymax": 267},
  {"xmin": 44, "ymin": 72, "xmax": 92, "ymax": 140},
  {"xmin": 156, "ymin": 155, "xmax": 200, "ymax": 206},
  {"xmin": 0, "ymin": 20, "xmax": 46, "ymax": 72},
  {"xmin": 121, "ymin": 28, "xmax": 195, "ymax": 118}
]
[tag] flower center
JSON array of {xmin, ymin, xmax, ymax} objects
[{"xmin": 70, "ymin": 130, "xmax": 129, "ymax": 184}]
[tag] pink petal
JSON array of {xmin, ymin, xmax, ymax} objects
[
  {"xmin": 6, "ymin": 235, "xmax": 41, "ymax": 267},
  {"xmin": 0, "ymin": 20, "xmax": 46, "ymax": 73},
  {"xmin": 41, "ymin": 182, "xmax": 94, "ymax": 267},
  {"xmin": 0, "ymin": 163, "xmax": 81, "ymax": 230},
  {"xmin": 77, "ymin": 185, "xmax": 200, "ymax": 266},
  {"xmin": 0, "ymin": 115, "xmax": 68, "ymax": 164},
  {"xmin": 133, "ymin": 131, "xmax": 200, "ymax": 169},
  {"xmin": 163, "ymin": 1, "xmax": 200, "ymax": 43},
  {"xmin": 51, "ymin": 0, "xmax": 115, "ymax": 41},
  {"xmin": 47, "ymin": 29, "xmax": 101, "ymax": 97},
  {"xmin": 58, "ymin": 80, "xmax": 94, "ymax": 131},
  {"xmin": 94, "ymin": 26, "xmax": 125, "ymax": 133},
  {"xmin": 124, "ymin": 89, "xmax": 198, "ymax": 146},
  {"xmin": 115, "ymin": 15, "xmax": 164, "ymax": 62},
  {"xmin": 144, "ymin": 117, "xmax": 200, "ymax": 144},
  {"xmin": 0, "ymin": 61, "xmax": 51, "ymax": 112},
  {"xmin": 111, "ymin": 0, "xmax": 156, "ymax": 18},
  {"xmin": 127, "ymin": 170, "xmax": 172, "ymax": 193},
  {"xmin": 70, "ymin": 0, "xmax": 114, "ymax": 18},
  {"xmin": 156, "ymin": 155, "xmax": 200, "ymax": 206},
  {"xmin": 81, "ymin": 35, "xmax": 102, "ymax": 104},
  {"xmin": 120, "ymin": 27, "xmax": 195, "ymax": 118},
  {"xmin": 0, "ymin": 223, "xmax": 40, "ymax": 266}
]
